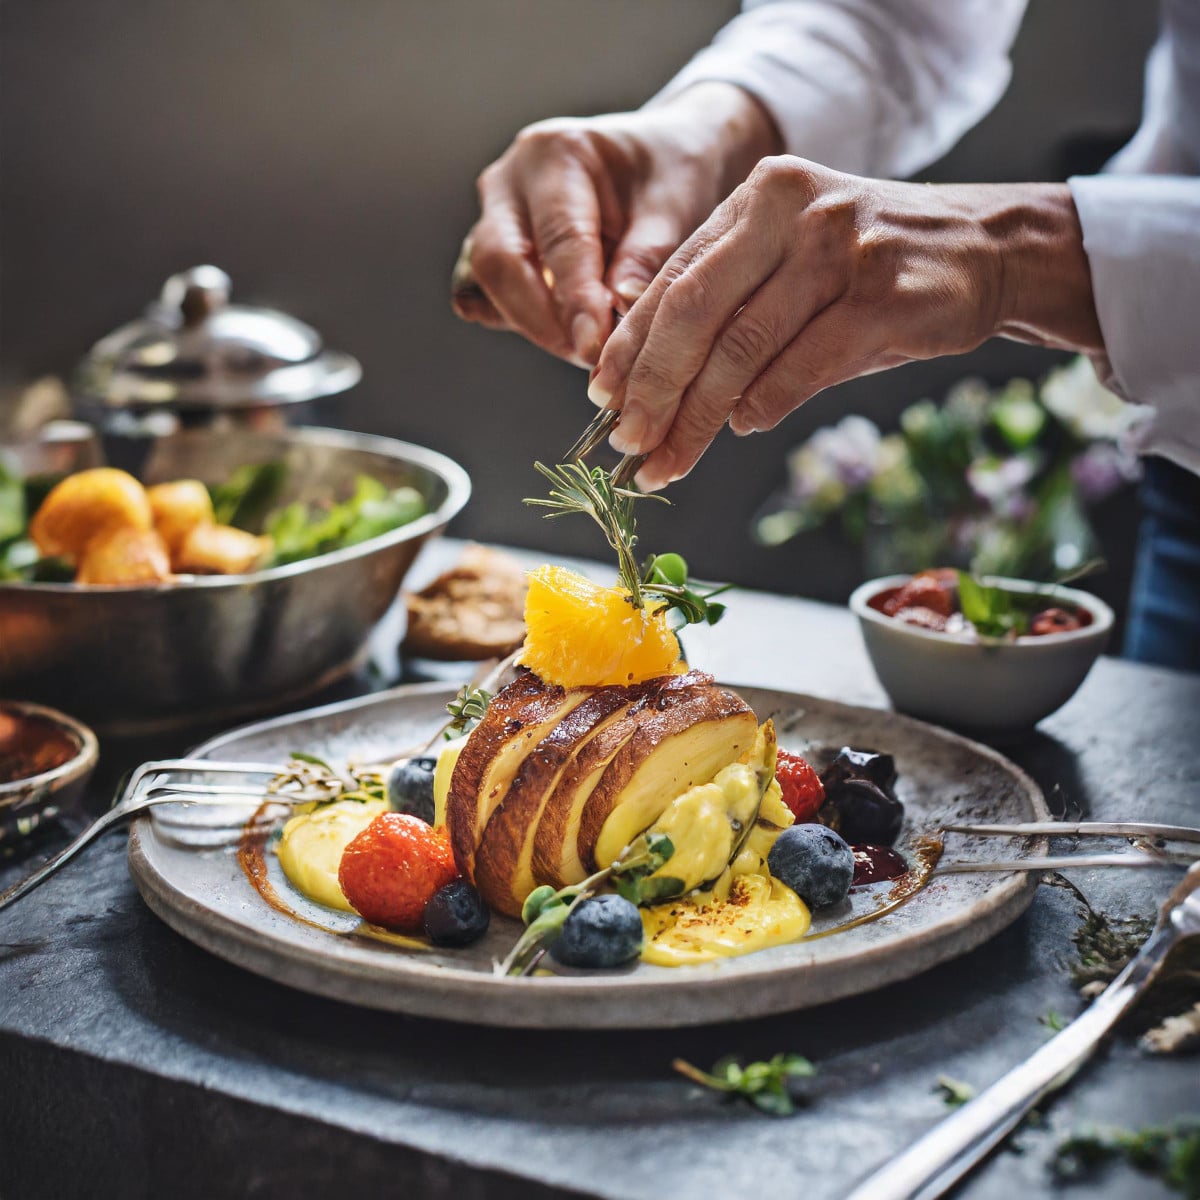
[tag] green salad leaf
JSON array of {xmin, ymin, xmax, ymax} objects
[
  {"xmin": 265, "ymin": 475, "xmax": 426, "ymax": 566},
  {"xmin": 209, "ymin": 461, "xmax": 287, "ymax": 529}
]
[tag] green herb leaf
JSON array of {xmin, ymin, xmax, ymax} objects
[
  {"xmin": 289, "ymin": 751, "xmax": 334, "ymax": 771},
  {"xmin": 674, "ymin": 1053, "xmax": 816, "ymax": 1116},
  {"xmin": 446, "ymin": 685, "xmax": 492, "ymax": 737},
  {"xmin": 1040, "ymin": 1009, "xmax": 1067, "ymax": 1033},
  {"xmin": 498, "ymin": 834, "xmax": 677, "ymax": 977},
  {"xmin": 521, "ymin": 885, "xmax": 560, "ymax": 926},
  {"xmin": 647, "ymin": 552, "xmax": 688, "ymax": 587},
  {"xmin": 525, "ymin": 462, "xmax": 730, "ymax": 629},
  {"xmin": 1051, "ymin": 1120, "xmax": 1200, "ymax": 1196},
  {"xmin": 936, "ymin": 1076, "xmax": 976, "ymax": 1108}
]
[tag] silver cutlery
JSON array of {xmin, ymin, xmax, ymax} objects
[{"xmin": 844, "ymin": 859, "xmax": 1200, "ymax": 1200}]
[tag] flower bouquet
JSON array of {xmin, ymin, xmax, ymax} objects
[{"xmin": 753, "ymin": 357, "xmax": 1142, "ymax": 580}]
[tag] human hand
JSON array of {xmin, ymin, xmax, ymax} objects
[
  {"xmin": 452, "ymin": 83, "xmax": 780, "ymax": 366},
  {"xmin": 586, "ymin": 157, "xmax": 1102, "ymax": 491}
]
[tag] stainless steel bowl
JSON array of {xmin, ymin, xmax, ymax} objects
[{"xmin": 0, "ymin": 426, "xmax": 470, "ymax": 734}]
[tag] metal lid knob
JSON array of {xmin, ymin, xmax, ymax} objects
[{"xmin": 74, "ymin": 266, "xmax": 361, "ymax": 413}]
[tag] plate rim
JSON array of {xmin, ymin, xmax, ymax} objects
[{"xmin": 128, "ymin": 682, "xmax": 1050, "ymax": 1028}]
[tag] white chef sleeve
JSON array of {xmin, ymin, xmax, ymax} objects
[
  {"xmin": 1069, "ymin": 174, "xmax": 1200, "ymax": 472},
  {"xmin": 651, "ymin": 0, "xmax": 1027, "ymax": 178}
]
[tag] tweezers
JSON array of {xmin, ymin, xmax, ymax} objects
[{"xmin": 566, "ymin": 405, "xmax": 647, "ymax": 488}]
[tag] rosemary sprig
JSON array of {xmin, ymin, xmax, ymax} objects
[
  {"xmin": 496, "ymin": 832, "xmax": 676, "ymax": 977},
  {"xmin": 673, "ymin": 1053, "xmax": 817, "ymax": 1116},
  {"xmin": 525, "ymin": 462, "xmax": 729, "ymax": 628},
  {"xmin": 526, "ymin": 461, "xmax": 655, "ymax": 605}
]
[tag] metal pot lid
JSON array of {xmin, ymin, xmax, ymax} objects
[{"xmin": 74, "ymin": 266, "xmax": 362, "ymax": 411}]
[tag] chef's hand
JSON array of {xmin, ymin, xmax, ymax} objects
[
  {"xmin": 585, "ymin": 156, "xmax": 1104, "ymax": 491},
  {"xmin": 452, "ymin": 83, "xmax": 781, "ymax": 366}
]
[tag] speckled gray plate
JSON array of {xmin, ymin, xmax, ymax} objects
[{"xmin": 128, "ymin": 683, "xmax": 1048, "ymax": 1029}]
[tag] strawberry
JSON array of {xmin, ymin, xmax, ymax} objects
[
  {"xmin": 338, "ymin": 813, "xmax": 459, "ymax": 932},
  {"xmin": 775, "ymin": 749, "xmax": 826, "ymax": 823}
]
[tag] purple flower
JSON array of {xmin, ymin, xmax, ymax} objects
[{"xmin": 1070, "ymin": 443, "xmax": 1141, "ymax": 503}]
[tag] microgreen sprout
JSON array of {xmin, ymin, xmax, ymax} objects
[
  {"xmin": 497, "ymin": 833, "xmax": 676, "ymax": 977},
  {"xmin": 673, "ymin": 1053, "xmax": 817, "ymax": 1116}
]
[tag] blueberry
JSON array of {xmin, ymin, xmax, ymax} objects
[
  {"xmin": 422, "ymin": 879, "xmax": 490, "ymax": 947},
  {"xmin": 768, "ymin": 824, "xmax": 855, "ymax": 909},
  {"xmin": 388, "ymin": 756, "xmax": 437, "ymax": 824},
  {"xmin": 550, "ymin": 894, "xmax": 643, "ymax": 969}
]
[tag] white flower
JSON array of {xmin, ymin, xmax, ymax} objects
[{"xmin": 1041, "ymin": 356, "xmax": 1137, "ymax": 442}]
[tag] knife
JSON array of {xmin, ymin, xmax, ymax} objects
[{"xmin": 843, "ymin": 860, "xmax": 1200, "ymax": 1200}]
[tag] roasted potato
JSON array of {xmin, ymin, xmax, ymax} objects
[
  {"xmin": 175, "ymin": 523, "xmax": 272, "ymax": 575},
  {"xmin": 29, "ymin": 468, "xmax": 152, "ymax": 561},
  {"xmin": 76, "ymin": 527, "xmax": 172, "ymax": 586},
  {"xmin": 147, "ymin": 480, "xmax": 214, "ymax": 558}
]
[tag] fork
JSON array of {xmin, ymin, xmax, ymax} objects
[
  {"xmin": 933, "ymin": 820, "xmax": 1200, "ymax": 875},
  {"xmin": 0, "ymin": 759, "xmax": 297, "ymax": 912}
]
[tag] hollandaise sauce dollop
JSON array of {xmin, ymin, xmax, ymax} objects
[
  {"xmin": 276, "ymin": 798, "xmax": 387, "ymax": 911},
  {"xmin": 640, "ymin": 873, "xmax": 811, "ymax": 966}
]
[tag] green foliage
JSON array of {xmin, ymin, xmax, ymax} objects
[
  {"xmin": 935, "ymin": 1075, "xmax": 976, "ymax": 1108},
  {"xmin": 1071, "ymin": 909, "xmax": 1155, "ymax": 989},
  {"xmin": 755, "ymin": 363, "xmax": 1136, "ymax": 580},
  {"xmin": 526, "ymin": 463, "xmax": 729, "ymax": 629},
  {"xmin": 265, "ymin": 475, "xmax": 426, "ymax": 566},
  {"xmin": 445, "ymin": 685, "xmax": 492, "ymax": 738},
  {"xmin": 209, "ymin": 461, "xmax": 287, "ymax": 529},
  {"xmin": 674, "ymin": 1053, "xmax": 817, "ymax": 1116},
  {"xmin": 498, "ymin": 834, "xmax": 676, "ymax": 977},
  {"xmin": 1051, "ymin": 1121, "xmax": 1200, "ymax": 1198},
  {"xmin": 1040, "ymin": 1009, "xmax": 1067, "ymax": 1033}
]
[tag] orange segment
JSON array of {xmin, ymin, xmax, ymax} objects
[{"xmin": 518, "ymin": 565, "xmax": 685, "ymax": 688}]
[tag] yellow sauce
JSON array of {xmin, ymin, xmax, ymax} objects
[
  {"xmin": 275, "ymin": 798, "xmax": 387, "ymax": 911},
  {"xmin": 640, "ymin": 873, "xmax": 811, "ymax": 966},
  {"xmin": 433, "ymin": 735, "xmax": 468, "ymax": 829}
]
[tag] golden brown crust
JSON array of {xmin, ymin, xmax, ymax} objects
[
  {"xmin": 473, "ymin": 679, "xmax": 691, "ymax": 915},
  {"xmin": 529, "ymin": 672, "xmax": 713, "ymax": 887},
  {"xmin": 576, "ymin": 687, "xmax": 756, "ymax": 873},
  {"xmin": 445, "ymin": 671, "xmax": 564, "ymax": 877}
]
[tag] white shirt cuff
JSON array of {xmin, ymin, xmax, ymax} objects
[{"xmin": 1070, "ymin": 174, "xmax": 1200, "ymax": 473}]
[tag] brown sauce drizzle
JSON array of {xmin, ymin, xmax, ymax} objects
[
  {"xmin": 237, "ymin": 802, "xmax": 332, "ymax": 933},
  {"xmin": 236, "ymin": 802, "xmax": 429, "ymax": 950},
  {"xmin": 805, "ymin": 835, "xmax": 944, "ymax": 941}
]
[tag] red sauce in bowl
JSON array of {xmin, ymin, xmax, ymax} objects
[
  {"xmin": 867, "ymin": 573, "xmax": 1093, "ymax": 639},
  {"xmin": 0, "ymin": 705, "xmax": 80, "ymax": 784}
]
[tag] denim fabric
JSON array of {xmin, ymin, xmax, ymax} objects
[{"xmin": 1125, "ymin": 456, "xmax": 1200, "ymax": 671}]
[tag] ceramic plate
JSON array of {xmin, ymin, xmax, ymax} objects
[{"xmin": 128, "ymin": 683, "xmax": 1048, "ymax": 1029}]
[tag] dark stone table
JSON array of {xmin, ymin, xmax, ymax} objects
[{"xmin": 2, "ymin": 541, "xmax": 1197, "ymax": 1200}]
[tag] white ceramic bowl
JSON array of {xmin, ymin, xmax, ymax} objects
[{"xmin": 850, "ymin": 574, "xmax": 1113, "ymax": 737}]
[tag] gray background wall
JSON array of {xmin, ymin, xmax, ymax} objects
[{"xmin": 0, "ymin": 0, "xmax": 1159, "ymax": 611}]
